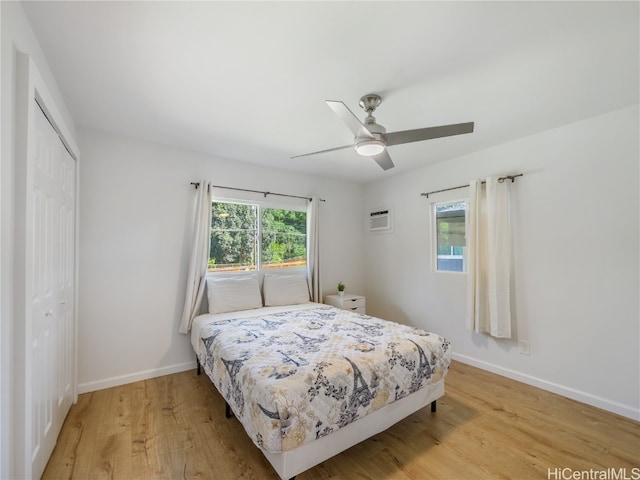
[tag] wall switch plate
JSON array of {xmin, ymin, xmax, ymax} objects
[{"xmin": 519, "ymin": 341, "xmax": 531, "ymax": 356}]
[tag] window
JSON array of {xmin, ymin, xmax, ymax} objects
[
  {"xmin": 210, "ymin": 202, "xmax": 258, "ymax": 271},
  {"xmin": 261, "ymin": 208, "xmax": 307, "ymax": 269},
  {"xmin": 434, "ymin": 201, "xmax": 467, "ymax": 272},
  {"xmin": 209, "ymin": 201, "xmax": 306, "ymax": 272}
]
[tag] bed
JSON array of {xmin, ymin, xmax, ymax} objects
[{"xmin": 190, "ymin": 273, "xmax": 451, "ymax": 479}]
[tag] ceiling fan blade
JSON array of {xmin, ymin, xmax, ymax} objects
[
  {"xmin": 291, "ymin": 144, "xmax": 353, "ymax": 159},
  {"xmin": 385, "ymin": 122, "xmax": 474, "ymax": 147},
  {"xmin": 373, "ymin": 150, "xmax": 394, "ymax": 171},
  {"xmin": 326, "ymin": 100, "xmax": 374, "ymax": 139}
]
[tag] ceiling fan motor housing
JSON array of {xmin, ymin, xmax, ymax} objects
[
  {"xmin": 355, "ymin": 104, "xmax": 387, "ymax": 156},
  {"xmin": 362, "ymin": 121, "xmax": 386, "ymax": 135}
]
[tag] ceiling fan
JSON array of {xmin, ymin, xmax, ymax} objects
[{"xmin": 292, "ymin": 94, "xmax": 474, "ymax": 171}]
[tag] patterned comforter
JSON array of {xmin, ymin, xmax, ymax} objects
[{"xmin": 192, "ymin": 304, "xmax": 451, "ymax": 454}]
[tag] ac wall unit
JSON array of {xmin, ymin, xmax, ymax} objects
[{"xmin": 369, "ymin": 206, "xmax": 393, "ymax": 233}]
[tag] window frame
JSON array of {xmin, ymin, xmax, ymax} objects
[
  {"xmin": 431, "ymin": 198, "xmax": 468, "ymax": 274},
  {"xmin": 209, "ymin": 196, "xmax": 308, "ymax": 274}
]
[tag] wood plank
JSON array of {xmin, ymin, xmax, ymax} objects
[{"xmin": 42, "ymin": 361, "xmax": 640, "ymax": 479}]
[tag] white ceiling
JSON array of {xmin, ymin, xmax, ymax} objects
[{"xmin": 22, "ymin": 1, "xmax": 639, "ymax": 184}]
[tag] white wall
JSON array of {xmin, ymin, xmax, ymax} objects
[
  {"xmin": 363, "ymin": 106, "xmax": 639, "ymax": 420},
  {"xmin": 1, "ymin": 2, "xmax": 78, "ymax": 477},
  {"xmin": 77, "ymin": 129, "xmax": 364, "ymax": 391}
]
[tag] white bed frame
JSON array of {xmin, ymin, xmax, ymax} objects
[{"xmin": 260, "ymin": 379, "xmax": 445, "ymax": 479}]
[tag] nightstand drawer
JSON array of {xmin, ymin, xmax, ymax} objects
[
  {"xmin": 346, "ymin": 306, "xmax": 366, "ymax": 314},
  {"xmin": 340, "ymin": 297, "xmax": 365, "ymax": 309}
]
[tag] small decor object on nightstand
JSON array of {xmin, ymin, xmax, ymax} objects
[{"xmin": 337, "ymin": 281, "xmax": 345, "ymax": 296}]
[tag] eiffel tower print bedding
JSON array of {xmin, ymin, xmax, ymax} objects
[{"xmin": 191, "ymin": 303, "xmax": 451, "ymax": 454}]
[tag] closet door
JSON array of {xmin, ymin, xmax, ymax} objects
[
  {"xmin": 55, "ymin": 132, "xmax": 75, "ymax": 429},
  {"xmin": 29, "ymin": 102, "xmax": 75, "ymax": 478}
]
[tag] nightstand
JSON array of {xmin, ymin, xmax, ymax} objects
[{"xmin": 324, "ymin": 294, "xmax": 366, "ymax": 314}]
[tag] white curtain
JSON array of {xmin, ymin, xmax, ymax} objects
[
  {"xmin": 465, "ymin": 176, "xmax": 512, "ymax": 338},
  {"xmin": 306, "ymin": 196, "xmax": 322, "ymax": 302},
  {"xmin": 178, "ymin": 181, "xmax": 212, "ymax": 334}
]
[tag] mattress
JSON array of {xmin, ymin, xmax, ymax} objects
[{"xmin": 191, "ymin": 303, "xmax": 451, "ymax": 455}]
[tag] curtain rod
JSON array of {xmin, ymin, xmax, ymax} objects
[
  {"xmin": 420, "ymin": 174, "xmax": 523, "ymax": 198},
  {"xmin": 190, "ymin": 182, "xmax": 318, "ymax": 202}
]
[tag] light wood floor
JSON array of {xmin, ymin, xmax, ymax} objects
[{"xmin": 43, "ymin": 361, "xmax": 639, "ymax": 479}]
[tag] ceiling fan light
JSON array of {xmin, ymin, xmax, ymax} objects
[{"xmin": 355, "ymin": 139, "xmax": 385, "ymax": 156}]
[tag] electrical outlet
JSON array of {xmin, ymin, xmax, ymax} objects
[{"xmin": 519, "ymin": 341, "xmax": 531, "ymax": 356}]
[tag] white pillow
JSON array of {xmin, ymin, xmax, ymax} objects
[
  {"xmin": 206, "ymin": 274, "xmax": 263, "ymax": 314},
  {"xmin": 263, "ymin": 274, "xmax": 310, "ymax": 307}
]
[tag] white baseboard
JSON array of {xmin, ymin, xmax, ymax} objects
[
  {"xmin": 77, "ymin": 361, "xmax": 197, "ymax": 395},
  {"xmin": 452, "ymin": 353, "xmax": 640, "ymax": 422}
]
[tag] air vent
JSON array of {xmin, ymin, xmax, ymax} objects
[{"xmin": 369, "ymin": 207, "xmax": 393, "ymax": 233}]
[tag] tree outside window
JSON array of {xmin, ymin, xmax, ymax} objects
[{"xmin": 209, "ymin": 201, "xmax": 306, "ymax": 272}]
